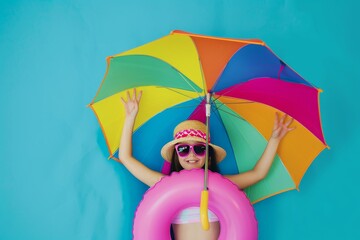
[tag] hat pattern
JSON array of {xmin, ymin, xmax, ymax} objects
[
  {"xmin": 161, "ymin": 120, "xmax": 226, "ymax": 163},
  {"xmin": 174, "ymin": 129, "xmax": 209, "ymax": 142}
]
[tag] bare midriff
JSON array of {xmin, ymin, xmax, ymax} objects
[{"xmin": 172, "ymin": 222, "xmax": 220, "ymax": 240}]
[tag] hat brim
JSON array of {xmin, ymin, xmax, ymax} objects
[{"xmin": 161, "ymin": 137, "xmax": 227, "ymax": 163}]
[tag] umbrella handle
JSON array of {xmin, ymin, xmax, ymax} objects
[
  {"xmin": 200, "ymin": 190, "xmax": 210, "ymax": 230},
  {"xmin": 201, "ymin": 93, "xmax": 211, "ymax": 231}
]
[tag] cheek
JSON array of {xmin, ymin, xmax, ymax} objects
[
  {"xmin": 197, "ymin": 157, "xmax": 206, "ymax": 165},
  {"xmin": 178, "ymin": 158, "xmax": 187, "ymax": 167}
]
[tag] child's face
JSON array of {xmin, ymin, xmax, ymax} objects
[{"xmin": 175, "ymin": 140, "xmax": 207, "ymax": 170}]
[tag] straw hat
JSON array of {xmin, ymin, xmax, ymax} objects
[{"xmin": 161, "ymin": 120, "xmax": 226, "ymax": 163}]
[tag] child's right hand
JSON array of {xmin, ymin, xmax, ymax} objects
[{"xmin": 120, "ymin": 88, "xmax": 142, "ymax": 119}]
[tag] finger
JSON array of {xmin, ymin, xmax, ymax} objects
[
  {"xmin": 137, "ymin": 90, "xmax": 142, "ymax": 102},
  {"xmin": 288, "ymin": 126, "xmax": 296, "ymax": 131},
  {"xmin": 285, "ymin": 117, "xmax": 294, "ymax": 127},
  {"xmin": 273, "ymin": 112, "xmax": 280, "ymax": 129},
  {"xmin": 275, "ymin": 112, "xmax": 279, "ymax": 121},
  {"xmin": 120, "ymin": 97, "xmax": 126, "ymax": 105},
  {"xmin": 132, "ymin": 88, "xmax": 136, "ymax": 101},
  {"xmin": 284, "ymin": 126, "xmax": 296, "ymax": 134},
  {"xmin": 280, "ymin": 113, "xmax": 287, "ymax": 124},
  {"xmin": 126, "ymin": 91, "xmax": 131, "ymax": 101}
]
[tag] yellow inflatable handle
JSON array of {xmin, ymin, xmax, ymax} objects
[{"xmin": 200, "ymin": 190, "xmax": 210, "ymax": 230}]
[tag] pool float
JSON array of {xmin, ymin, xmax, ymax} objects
[{"xmin": 133, "ymin": 169, "xmax": 258, "ymax": 239}]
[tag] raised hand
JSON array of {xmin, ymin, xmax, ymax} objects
[
  {"xmin": 120, "ymin": 88, "xmax": 142, "ymax": 119},
  {"xmin": 271, "ymin": 113, "xmax": 295, "ymax": 141}
]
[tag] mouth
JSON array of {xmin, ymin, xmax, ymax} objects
[{"xmin": 186, "ymin": 160, "xmax": 199, "ymax": 164}]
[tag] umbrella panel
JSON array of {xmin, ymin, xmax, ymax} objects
[
  {"xmin": 93, "ymin": 55, "xmax": 202, "ymax": 103},
  {"xmin": 215, "ymin": 96, "xmax": 327, "ymax": 189},
  {"xmin": 90, "ymin": 86, "xmax": 201, "ymax": 157},
  {"xmin": 113, "ymin": 34, "xmax": 205, "ymax": 91},
  {"xmin": 214, "ymin": 101, "xmax": 296, "ymax": 203}
]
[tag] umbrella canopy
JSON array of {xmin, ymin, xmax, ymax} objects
[{"xmin": 89, "ymin": 30, "xmax": 328, "ymax": 203}]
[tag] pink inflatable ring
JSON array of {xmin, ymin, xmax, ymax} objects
[{"xmin": 133, "ymin": 169, "xmax": 258, "ymax": 239}]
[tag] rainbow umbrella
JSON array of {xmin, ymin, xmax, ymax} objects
[{"xmin": 89, "ymin": 30, "xmax": 328, "ymax": 204}]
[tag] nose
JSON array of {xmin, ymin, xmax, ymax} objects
[{"xmin": 188, "ymin": 149, "xmax": 197, "ymax": 157}]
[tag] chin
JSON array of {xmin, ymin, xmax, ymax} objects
[{"xmin": 182, "ymin": 165, "xmax": 203, "ymax": 170}]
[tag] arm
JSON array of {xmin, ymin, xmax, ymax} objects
[
  {"xmin": 225, "ymin": 113, "xmax": 295, "ymax": 189},
  {"xmin": 117, "ymin": 89, "xmax": 164, "ymax": 187}
]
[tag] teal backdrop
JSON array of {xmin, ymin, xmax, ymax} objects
[{"xmin": 1, "ymin": 0, "xmax": 359, "ymax": 239}]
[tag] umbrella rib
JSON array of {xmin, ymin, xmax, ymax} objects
[
  {"xmin": 209, "ymin": 102, "xmax": 226, "ymax": 123},
  {"xmin": 169, "ymin": 104, "xmax": 202, "ymax": 109},
  {"xmin": 214, "ymin": 92, "xmax": 232, "ymax": 101},
  {"xmin": 213, "ymin": 87, "xmax": 242, "ymax": 102},
  {"xmin": 156, "ymin": 86, "xmax": 203, "ymax": 104},
  {"xmin": 176, "ymin": 71, "xmax": 204, "ymax": 99},
  {"xmin": 212, "ymin": 97, "xmax": 254, "ymax": 111},
  {"xmin": 210, "ymin": 98, "xmax": 237, "ymax": 123},
  {"xmin": 216, "ymin": 101, "xmax": 256, "ymax": 105},
  {"xmin": 208, "ymin": 100, "xmax": 242, "ymax": 175},
  {"xmin": 215, "ymin": 107, "xmax": 246, "ymax": 121}
]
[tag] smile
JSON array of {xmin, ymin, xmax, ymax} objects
[{"xmin": 186, "ymin": 160, "xmax": 199, "ymax": 164}]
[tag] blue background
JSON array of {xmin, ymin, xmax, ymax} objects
[{"xmin": 1, "ymin": 0, "xmax": 359, "ymax": 239}]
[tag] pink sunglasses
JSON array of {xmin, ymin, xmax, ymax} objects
[{"xmin": 175, "ymin": 143, "xmax": 207, "ymax": 157}]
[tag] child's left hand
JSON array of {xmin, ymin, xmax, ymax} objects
[{"xmin": 271, "ymin": 113, "xmax": 295, "ymax": 141}]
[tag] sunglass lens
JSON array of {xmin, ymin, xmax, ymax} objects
[
  {"xmin": 177, "ymin": 145, "xmax": 190, "ymax": 157},
  {"xmin": 194, "ymin": 145, "xmax": 206, "ymax": 155}
]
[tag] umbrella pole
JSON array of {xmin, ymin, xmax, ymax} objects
[
  {"xmin": 204, "ymin": 93, "xmax": 211, "ymax": 189},
  {"xmin": 200, "ymin": 93, "xmax": 211, "ymax": 231}
]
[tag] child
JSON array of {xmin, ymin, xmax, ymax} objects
[{"xmin": 118, "ymin": 89, "xmax": 294, "ymax": 240}]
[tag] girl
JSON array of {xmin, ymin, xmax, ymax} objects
[{"xmin": 118, "ymin": 89, "xmax": 294, "ymax": 240}]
